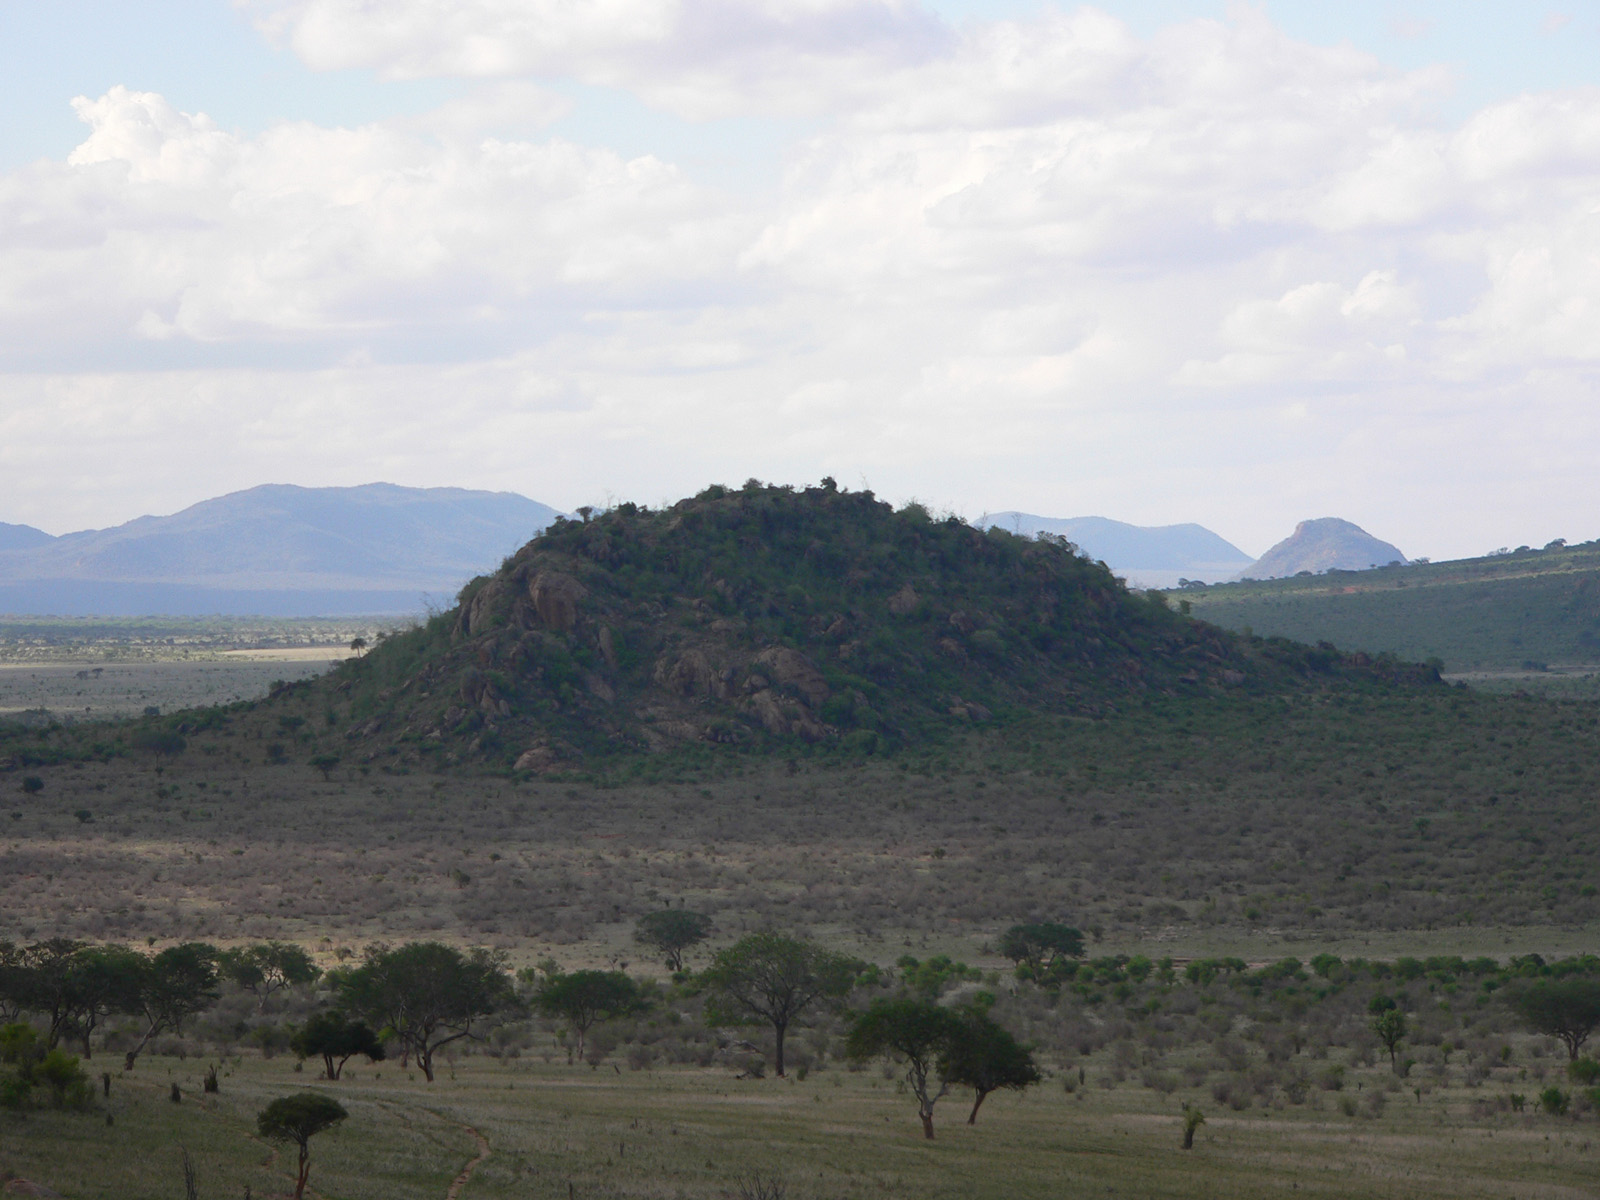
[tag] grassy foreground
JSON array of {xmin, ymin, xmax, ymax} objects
[{"xmin": 4, "ymin": 1047, "xmax": 1596, "ymax": 1200}]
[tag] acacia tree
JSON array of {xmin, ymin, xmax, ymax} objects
[
  {"xmin": 939, "ymin": 1006, "xmax": 1041, "ymax": 1124},
  {"xmin": 996, "ymin": 923, "xmax": 1084, "ymax": 981},
  {"xmin": 290, "ymin": 1011, "xmax": 385, "ymax": 1080},
  {"xmin": 847, "ymin": 998, "xmax": 964, "ymax": 1140},
  {"xmin": 14, "ymin": 939, "xmax": 84, "ymax": 1049},
  {"xmin": 258, "ymin": 1093, "xmax": 348, "ymax": 1200},
  {"xmin": 124, "ymin": 943, "xmax": 221, "ymax": 1071},
  {"xmin": 634, "ymin": 910, "xmax": 712, "ymax": 973},
  {"xmin": 701, "ymin": 933, "xmax": 860, "ymax": 1077},
  {"xmin": 1507, "ymin": 979, "xmax": 1600, "ymax": 1060},
  {"xmin": 337, "ymin": 942, "xmax": 512, "ymax": 1082},
  {"xmin": 221, "ymin": 942, "xmax": 321, "ymax": 1010},
  {"xmin": 533, "ymin": 970, "xmax": 648, "ymax": 1063},
  {"xmin": 64, "ymin": 944, "xmax": 146, "ymax": 1057}
]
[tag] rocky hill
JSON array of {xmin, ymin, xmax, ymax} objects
[
  {"xmin": 303, "ymin": 482, "xmax": 1437, "ymax": 772},
  {"xmin": 1242, "ymin": 518, "xmax": 1406, "ymax": 580}
]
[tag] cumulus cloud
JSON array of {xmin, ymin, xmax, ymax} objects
[
  {"xmin": 247, "ymin": 0, "xmax": 954, "ymax": 118},
  {"xmin": 4, "ymin": 5, "xmax": 1600, "ymax": 556}
]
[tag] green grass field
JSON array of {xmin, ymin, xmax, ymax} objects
[
  {"xmin": 1170, "ymin": 542, "xmax": 1600, "ymax": 675},
  {"xmin": 5, "ymin": 1041, "xmax": 1597, "ymax": 1200}
]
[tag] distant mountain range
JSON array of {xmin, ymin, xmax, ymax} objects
[
  {"xmin": 1240, "ymin": 518, "xmax": 1407, "ymax": 581},
  {"xmin": 0, "ymin": 484, "xmax": 563, "ymax": 617},
  {"xmin": 975, "ymin": 512, "xmax": 1255, "ymax": 588}
]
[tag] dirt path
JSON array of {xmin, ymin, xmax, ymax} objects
[{"xmin": 444, "ymin": 1122, "xmax": 491, "ymax": 1200}]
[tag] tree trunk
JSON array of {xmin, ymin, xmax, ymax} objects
[
  {"xmin": 1182, "ymin": 1125, "xmax": 1196, "ymax": 1149},
  {"xmin": 419, "ymin": 1045, "xmax": 436, "ymax": 1082},
  {"xmin": 774, "ymin": 1020, "xmax": 787, "ymax": 1077},
  {"xmin": 324, "ymin": 1052, "xmax": 339, "ymax": 1080},
  {"xmin": 919, "ymin": 1109, "xmax": 936, "ymax": 1140},
  {"xmin": 293, "ymin": 1143, "xmax": 310, "ymax": 1200},
  {"xmin": 968, "ymin": 1089, "xmax": 989, "ymax": 1125}
]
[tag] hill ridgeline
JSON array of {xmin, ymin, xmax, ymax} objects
[
  {"xmin": 309, "ymin": 482, "xmax": 1437, "ymax": 772},
  {"xmin": 1242, "ymin": 518, "xmax": 1407, "ymax": 580}
]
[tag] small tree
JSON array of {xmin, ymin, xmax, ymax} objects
[
  {"xmin": 337, "ymin": 942, "xmax": 512, "ymax": 1081},
  {"xmin": 702, "ymin": 933, "xmax": 861, "ymax": 1077},
  {"xmin": 221, "ymin": 942, "xmax": 321, "ymax": 1010},
  {"xmin": 995, "ymin": 923, "xmax": 1084, "ymax": 981},
  {"xmin": 938, "ymin": 1006, "xmax": 1041, "ymax": 1124},
  {"xmin": 124, "ymin": 943, "xmax": 221, "ymax": 1071},
  {"xmin": 257, "ymin": 1093, "xmax": 348, "ymax": 1200},
  {"xmin": 290, "ymin": 1012, "xmax": 385, "ymax": 1080},
  {"xmin": 847, "ymin": 998, "xmax": 963, "ymax": 1140},
  {"xmin": 309, "ymin": 754, "xmax": 341, "ymax": 782},
  {"xmin": 635, "ymin": 910, "xmax": 712, "ymax": 973},
  {"xmin": 533, "ymin": 970, "xmax": 648, "ymax": 1063},
  {"xmin": 1371, "ymin": 1008, "xmax": 1407, "ymax": 1073},
  {"xmin": 1181, "ymin": 1105, "xmax": 1205, "ymax": 1149},
  {"xmin": 1507, "ymin": 979, "xmax": 1600, "ymax": 1061}
]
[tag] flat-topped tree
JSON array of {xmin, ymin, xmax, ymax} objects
[
  {"xmin": 702, "ymin": 933, "xmax": 861, "ymax": 1077},
  {"xmin": 1507, "ymin": 979, "xmax": 1600, "ymax": 1061},
  {"xmin": 221, "ymin": 942, "xmax": 321, "ymax": 1010},
  {"xmin": 336, "ymin": 942, "xmax": 513, "ymax": 1081},
  {"xmin": 290, "ymin": 1011, "xmax": 385, "ymax": 1080},
  {"xmin": 996, "ymin": 923, "xmax": 1084, "ymax": 982},
  {"xmin": 124, "ymin": 943, "xmax": 221, "ymax": 1071},
  {"xmin": 939, "ymin": 1006, "xmax": 1041, "ymax": 1124},
  {"xmin": 634, "ymin": 910, "xmax": 712, "ymax": 973},
  {"xmin": 258, "ymin": 1093, "xmax": 348, "ymax": 1200},
  {"xmin": 533, "ymin": 969, "xmax": 649, "ymax": 1063}
]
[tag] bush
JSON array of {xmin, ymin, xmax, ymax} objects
[
  {"xmin": 1540, "ymin": 1086, "xmax": 1570, "ymax": 1116},
  {"xmin": 0, "ymin": 1025, "xmax": 95, "ymax": 1112}
]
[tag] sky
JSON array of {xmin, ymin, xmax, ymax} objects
[{"xmin": 2, "ymin": 2, "xmax": 1599, "ymax": 560}]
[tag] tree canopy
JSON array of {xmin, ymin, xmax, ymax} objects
[
  {"xmin": 634, "ymin": 910, "xmax": 713, "ymax": 973},
  {"xmin": 123, "ymin": 942, "xmax": 220, "ymax": 1071},
  {"xmin": 258, "ymin": 1092, "xmax": 349, "ymax": 1200},
  {"xmin": 939, "ymin": 1006, "xmax": 1041, "ymax": 1124},
  {"xmin": 996, "ymin": 923, "xmax": 1085, "ymax": 982},
  {"xmin": 533, "ymin": 970, "xmax": 649, "ymax": 1063},
  {"xmin": 1506, "ymin": 978, "xmax": 1600, "ymax": 1060},
  {"xmin": 701, "ymin": 933, "xmax": 861, "ymax": 1076},
  {"xmin": 290, "ymin": 1011, "xmax": 385, "ymax": 1080},
  {"xmin": 220, "ymin": 942, "xmax": 320, "ymax": 1009},
  {"xmin": 336, "ymin": 942, "xmax": 512, "ymax": 1081},
  {"xmin": 847, "ymin": 998, "xmax": 964, "ymax": 1139}
]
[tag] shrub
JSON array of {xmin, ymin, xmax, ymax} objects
[{"xmin": 1540, "ymin": 1086, "xmax": 1570, "ymax": 1116}]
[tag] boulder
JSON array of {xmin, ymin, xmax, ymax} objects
[
  {"xmin": 654, "ymin": 649, "xmax": 716, "ymax": 697},
  {"xmin": 752, "ymin": 647, "xmax": 829, "ymax": 707},
  {"xmin": 888, "ymin": 584, "xmax": 920, "ymax": 616},
  {"xmin": 525, "ymin": 571, "xmax": 586, "ymax": 631}
]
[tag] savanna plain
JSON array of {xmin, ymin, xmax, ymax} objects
[{"xmin": 4, "ymin": 613, "xmax": 1600, "ymax": 1200}]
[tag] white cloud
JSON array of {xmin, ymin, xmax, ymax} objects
[
  {"xmin": 248, "ymin": 0, "xmax": 954, "ymax": 119},
  {"xmin": 5, "ymin": 6, "xmax": 1600, "ymax": 558}
]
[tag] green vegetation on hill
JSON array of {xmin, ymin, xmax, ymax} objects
[
  {"xmin": 311, "ymin": 481, "xmax": 1434, "ymax": 771},
  {"xmin": 1170, "ymin": 539, "xmax": 1600, "ymax": 673}
]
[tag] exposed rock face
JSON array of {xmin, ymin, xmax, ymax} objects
[
  {"xmin": 1240, "ymin": 519, "xmax": 1407, "ymax": 580},
  {"xmin": 526, "ymin": 570, "xmax": 585, "ymax": 631},
  {"xmin": 655, "ymin": 650, "xmax": 717, "ymax": 697},
  {"xmin": 752, "ymin": 647, "xmax": 829, "ymax": 707},
  {"xmin": 888, "ymin": 584, "xmax": 920, "ymax": 615}
]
